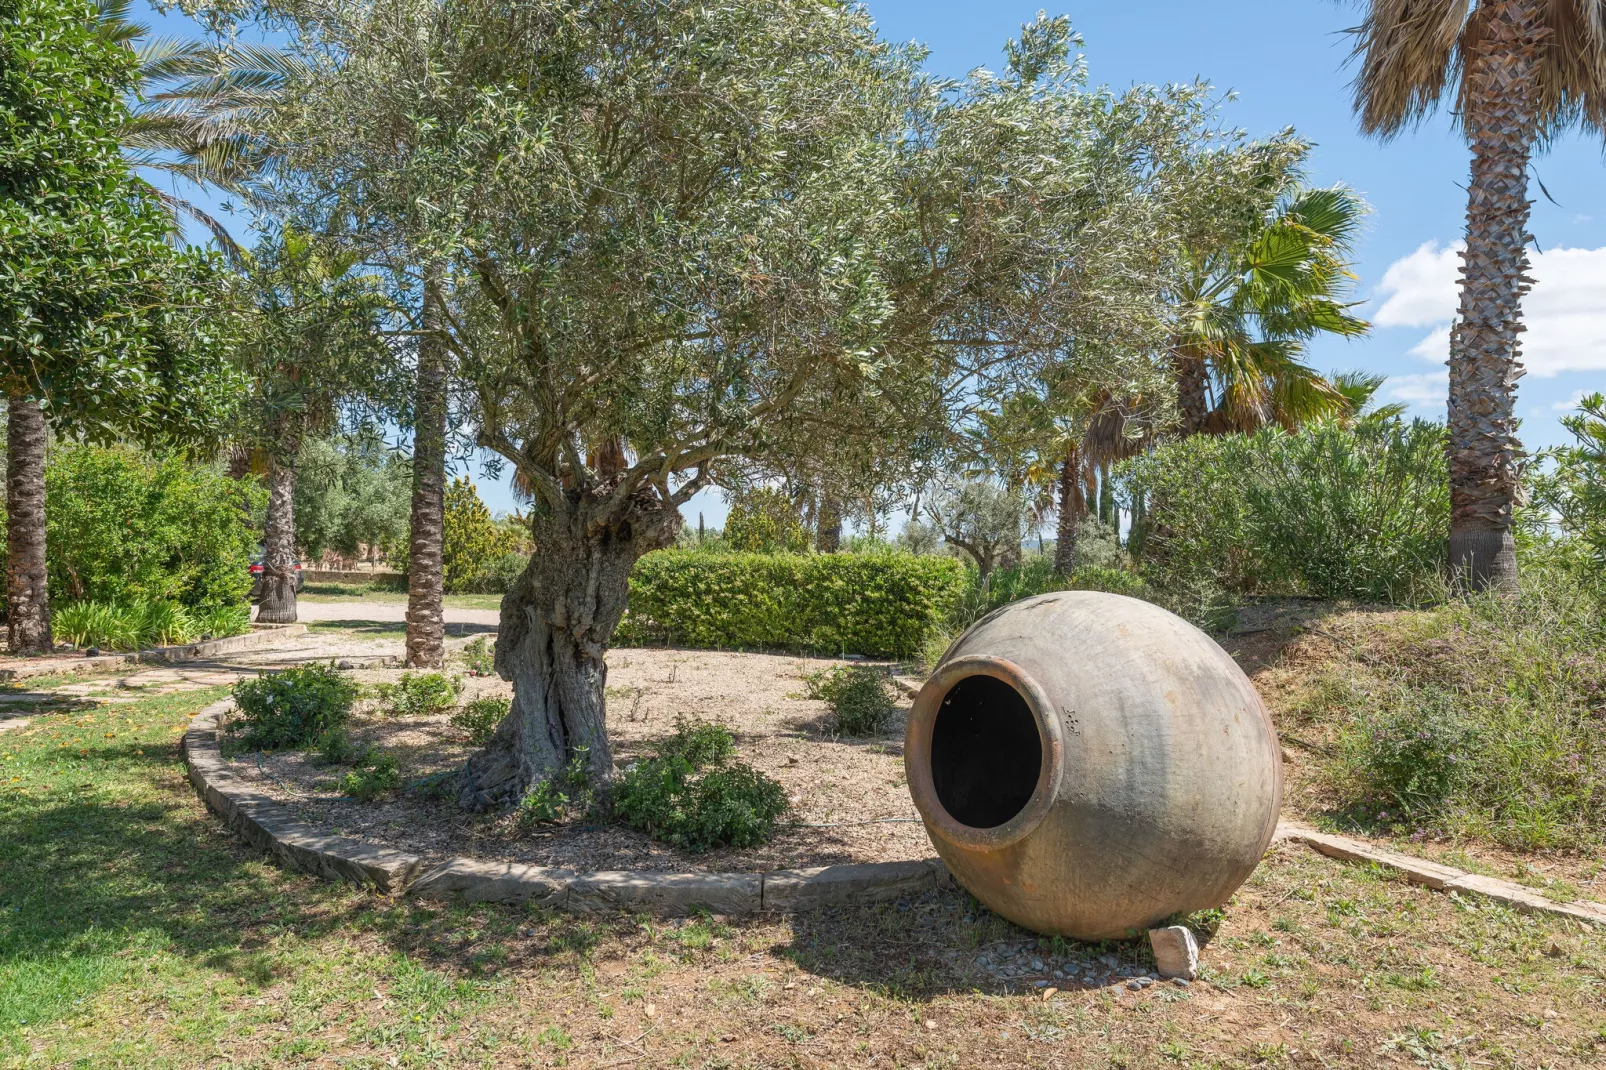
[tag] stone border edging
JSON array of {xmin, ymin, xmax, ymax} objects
[
  {"xmin": 182, "ymin": 701, "xmax": 955, "ymax": 913},
  {"xmin": 182, "ymin": 702, "xmax": 1604, "ymax": 926},
  {"xmin": 0, "ymin": 624, "xmax": 309, "ymax": 682},
  {"xmin": 1275, "ymin": 822, "xmax": 1606, "ymax": 927}
]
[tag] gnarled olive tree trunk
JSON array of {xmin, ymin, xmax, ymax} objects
[
  {"xmin": 1445, "ymin": 0, "xmax": 1544, "ymax": 592},
  {"xmin": 256, "ymin": 433, "xmax": 302, "ymax": 625},
  {"xmin": 457, "ymin": 485, "xmax": 681, "ymax": 810},
  {"xmin": 6, "ymin": 394, "xmax": 51, "ymax": 655}
]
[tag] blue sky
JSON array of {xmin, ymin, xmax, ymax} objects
[{"xmin": 136, "ymin": 1, "xmax": 1606, "ymax": 524}]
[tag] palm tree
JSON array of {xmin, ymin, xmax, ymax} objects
[
  {"xmin": 95, "ymin": 0, "xmax": 302, "ymax": 255},
  {"xmin": 1330, "ymin": 370, "xmax": 1410, "ymax": 427},
  {"xmin": 1343, "ymin": 0, "xmax": 1606, "ymax": 589},
  {"xmin": 1170, "ymin": 184, "xmax": 1370, "ymax": 436}
]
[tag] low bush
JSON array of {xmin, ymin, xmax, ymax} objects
[
  {"xmin": 458, "ymin": 636, "xmax": 496, "ymax": 675},
  {"xmin": 339, "ymin": 750, "xmax": 401, "ymax": 800},
  {"xmin": 53, "ymin": 599, "xmax": 253, "ymax": 652},
  {"xmin": 375, "ymin": 672, "xmax": 463, "ymax": 717},
  {"xmin": 451, "ymin": 696, "xmax": 508, "ymax": 745},
  {"xmin": 806, "ymin": 665, "xmax": 896, "ymax": 736},
  {"xmin": 1307, "ymin": 566, "xmax": 1606, "ymax": 850},
  {"xmin": 617, "ymin": 551, "xmax": 966, "ymax": 658},
  {"xmin": 1121, "ymin": 420, "xmax": 1448, "ymax": 604},
  {"xmin": 231, "ymin": 665, "xmax": 359, "ymax": 751},
  {"xmin": 518, "ymin": 748, "xmax": 594, "ymax": 826},
  {"xmin": 41, "ymin": 443, "xmax": 260, "ymax": 608},
  {"xmin": 612, "ymin": 720, "xmax": 787, "ymax": 851}
]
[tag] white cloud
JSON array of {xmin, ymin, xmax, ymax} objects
[
  {"xmin": 1375, "ymin": 242, "xmax": 1462, "ymax": 329},
  {"xmin": 1384, "ymin": 370, "xmax": 1448, "ymax": 408},
  {"xmin": 1372, "ymin": 241, "xmax": 1606, "ymax": 377},
  {"xmin": 1553, "ymin": 389, "xmax": 1592, "ymax": 412}
]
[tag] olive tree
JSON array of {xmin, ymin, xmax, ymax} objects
[{"xmin": 256, "ymin": 4, "xmax": 1214, "ymax": 806}]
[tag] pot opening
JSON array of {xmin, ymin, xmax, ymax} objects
[{"xmin": 929, "ymin": 673, "xmax": 1043, "ymax": 829}]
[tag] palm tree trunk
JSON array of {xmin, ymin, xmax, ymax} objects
[
  {"xmin": 256, "ymin": 439, "xmax": 301, "ymax": 625},
  {"xmin": 1172, "ymin": 345, "xmax": 1210, "ymax": 436},
  {"xmin": 6, "ymin": 394, "xmax": 51, "ymax": 655},
  {"xmin": 406, "ymin": 269, "xmax": 448, "ymax": 668},
  {"xmin": 1447, "ymin": 0, "xmax": 1546, "ymax": 592},
  {"xmin": 1053, "ymin": 443, "xmax": 1085, "ymax": 575},
  {"xmin": 1098, "ymin": 462, "xmax": 1116, "ymax": 531}
]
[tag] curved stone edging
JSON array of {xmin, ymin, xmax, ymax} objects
[
  {"xmin": 183, "ymin": 701, "xmax": 1605, "ymax": 926},
  {"xmin": 182, "ymin": 701, "xmax": 954, "ymax": 912}
]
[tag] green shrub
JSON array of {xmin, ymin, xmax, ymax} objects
[
  {"xmin": 442, "ymin": 478, "xmax": 527, "ymax": 594},
  {"xmin": 451, "ymin": 696, "xmax": 508, "ymax": 745},
  {"xmin": 617, "ymin": 551, "xmax": 966, "ymax": 658},
  {"xmin": 315, "ymin": 725, "xmax": 362, "ymax": 766},
  {"xmin": 656, "ymin": 717, "xmax": 737, "ymax": 766},
  {"xmin": 339, "ymin": 750, "xmax": 401, "ymax": 800},
  {"xmin": 375, "ymin": 672, "xmax": 463, "ymax": 716},
  {"xmin": 1121, "ymin": 420, "xmax": 1448, "ymax": 604},
  {"xmin": 231, "ymin": 665, "xmax": 359, "ymax": 751},
  {"xmin": 1319, "ymin": 566, "xmax": 1606, "ymax": 850},
  {"xmin": 52, "ymin": 598, "xmax": 247, "ymax": 651},
  {"xmin": 40, "ymin": 443, "xmax": 260, "ymax": 608},
  {"xmin": 193, "ymin": 602, "xmax": 252, "ymax": 640},
  {"xmin": 722, "ymin": 488, "xmax": 810, "ymax": 553},
  {"xmin": 612, "ymin": 720, "xmax": 787, "ymax": 851},
  {"xmin": 459, "ymin": 636, "xmax": 495, "ymax": 675},
  {"xmin": 518, "ymin": 748, "xmax": 594, "ymax": 826},
  {"xmin": 806, "ymin": 665, "xmax": 896, "ymax": 736},
  {"xmin": 1532, "ymin": 392, "xmax": 1606, "ymax": 571}
]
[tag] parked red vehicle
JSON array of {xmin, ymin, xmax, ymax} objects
[{"xmin": 249, "ymin": 552, "xmax": 304, "ymax": 596}]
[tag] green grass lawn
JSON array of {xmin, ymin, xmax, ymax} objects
[
  {"xmin": 298, "ymin": 584, "xmax": 503, "ymax": 612},
  {"xmin": 4, "ymin": 686, "xmax": 1605, "ymax": 1068}
]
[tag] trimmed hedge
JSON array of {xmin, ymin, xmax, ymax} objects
[{"xmin": 616, "ymin": 551, "xmax": 966, "ymax": 658}]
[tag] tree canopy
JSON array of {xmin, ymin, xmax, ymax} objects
[{"xmin": 1, "ymin": 0, "xmax": 245, "ymax": 442}]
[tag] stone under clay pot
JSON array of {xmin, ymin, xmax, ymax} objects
[{"xmin": 905, "ymin": 591, "xmax": 1282, "ymax": 939}]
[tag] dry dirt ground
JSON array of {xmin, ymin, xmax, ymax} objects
[{"xmin": 234, "ymin": 648, "xmax": 930, "ymax": 873}]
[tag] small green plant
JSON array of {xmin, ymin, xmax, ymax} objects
[
  {"xmin": 339, "ymin": 750, "xmax": 401, "ymax": 800},
  {"xmin": 612, "ymin": 720, "xmax": 787, "ymax": 851},
  {"xmin": 193, "ymin": 602, "xmax": 252, "ymax": 640},
  {"xmin": 315, "ymin": 725, "xmax": 362, "ymax": 765},
  {"xmin": 518, "ymin": 748, "xmax": 594, "ymax": 826},
  {"xmin": 231, "ymin": 664, "xmax": 359, "ymax": 751},
  {"xmin": 459, "ymin": 636, "xmax": 495, "ymax": 675},
  {"xmin": 53, "ymin": 598, "xmax": 246, "ymax": 651},
  {"xmin": 451, "ymin": 696, "xmax": 508, "ymax": 745},
  {"xmin": 375, "ymin": 671, "xmax": 464, "ymax": 717},
  {"xmin": 1339, "ymin": 691, "xmax": 1476, "ymax": 820},
  {"xmin": 806, "ymin": 664, "xmax": 896, "ymax": 736},
  {"xmin": 657, "ymin": 717, "xmax": 736, "ymax": 765}
]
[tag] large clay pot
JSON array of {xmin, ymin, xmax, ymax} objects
[{"xmin": 905, "ymin": 591, "xmax": 1281, "ymax": 939}]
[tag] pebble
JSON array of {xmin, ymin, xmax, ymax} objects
[
  {"xmin": 1126, "ymin": 978, "xmax": 1155, "ymax": 991},
  {"xmin": 1171, "ymin": 978, "xmax": 1191, "ymax": 988},
  {"xmin": 1098, "ymin": 954, "xmax": 1119, "ymax": 968},
  {"xmin": 1033, "ymin": 979, "xmax": 1049, "ymax": 989},
  {"xmin": 1030, "ymin": 958, "xmax": 1045, "ymax": 971}
]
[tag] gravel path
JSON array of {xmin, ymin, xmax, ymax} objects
[{"xmin": 279, "ymin": 600, "xmax": 502, "ymax": 626}]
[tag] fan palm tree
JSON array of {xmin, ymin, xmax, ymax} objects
[
  {"xmin": 1343, "ymin": 0, "xmax": 1606, "ymax": 590},
  {"xmin": 1170, "ymin": 184, "xmax": 1371, "ymax": 436},
  {"xmin": 95, "ymin": 0, "xmax": 303, "ymax": 255}
]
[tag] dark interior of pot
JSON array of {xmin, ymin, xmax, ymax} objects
[{"xmin": 929, "ymin": 674, "xmax": 1042, "ymax": 829}]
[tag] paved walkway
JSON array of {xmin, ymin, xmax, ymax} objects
[{"xmin": 289, "ymin": 600, "xmax": 501, "ymax": 629}]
